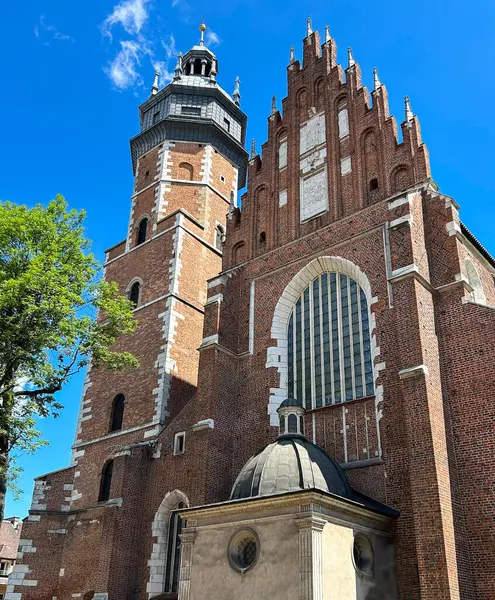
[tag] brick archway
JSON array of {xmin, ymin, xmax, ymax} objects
[
  {"xmin": 265, "ymin": 256, "xmax": 381, "ymax": 428},
  {"xmin": 147, "ymin": 489, "xmax": 190, "ymax": 599}
]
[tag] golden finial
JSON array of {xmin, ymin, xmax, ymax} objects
[{"xmin": 199, "ymin": 17, "xmax": 206, "ymax": 44}]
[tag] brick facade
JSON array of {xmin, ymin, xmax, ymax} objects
[{"xmin": 9, "ymin": 24, "xmax": 495, "ymax": 600}]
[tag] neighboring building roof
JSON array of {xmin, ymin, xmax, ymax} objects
[
  {"xmin": 230, "ymin": 435, "xmax": 398, "ymax": 517},
  {"xmin": 0, "ymin": 519, "xmax": 21, "ymax": 560}
]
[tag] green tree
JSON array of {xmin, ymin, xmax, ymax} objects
[{"xmin": 0, "ymin": 195, "xmax": 138, "ymax": 519}]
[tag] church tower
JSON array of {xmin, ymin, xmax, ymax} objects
[{"xmin": 8, "ymin": 24, "xmax": 248, "ymax": 600}]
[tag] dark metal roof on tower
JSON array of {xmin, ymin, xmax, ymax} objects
[{"xmin": 131, "ymin": 21, "xmax": 248, "ymax": 185}]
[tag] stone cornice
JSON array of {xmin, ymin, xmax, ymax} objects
[{"xmin": 178, "ymin": 489, "xmax": 394, "ymax": 526}]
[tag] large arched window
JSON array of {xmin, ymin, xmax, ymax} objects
[
  {"xmin": 164, "ymin": 502, "xmax": 185, "ymax": 593},
  {"xmin": 109, "ymin": 394, "xmax": 125, "ymax": 432},
  {"xmin": 98, "ymin": 460, "xmax": 113, "ymax": 502},
  {"xmin": 287, "ymin": 272, "xmax": 373, "ymax": 409}
]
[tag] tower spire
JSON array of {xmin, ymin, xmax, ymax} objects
[
  {"xmin": 289, "ymin": 46, "xmax": 295, "ymax": 65},
  {"xmin": 325, "ymin": 24, "xmax": 331, "ymax": 43},
  {"xmin": 232, "ymin": 76, "xmax": 241, "ymax": 105},
  {"xmin": 173, "ymin": 52, "xmax": 183, "ymax": 80},
  {"xmin": 271, "ymin": 95, "xmax": 277, "ymax": 116},
  {"xmin": 405, "ymin": 95, "xmax": 414, "ymax": 123},
  {"xmin": 306, "ymin": 17, "xmax": 313, "ymax": 37},
  {"xmin": 347, "ymin": 47, "xmax": 355, "ymax": 68},
  {"xmin": 150, "ymin": 69, "xmax": 159, "ymax": 95},
  {"xmin": 373, "ymin": 67, "xmax": 381, "ymax": 92},
  {"xmin": 199, "ymin": 19, "xmax": 206, "ymax": 46}
]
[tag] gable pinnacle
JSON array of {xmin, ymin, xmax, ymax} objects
[
  {"xmin": 173, "ymin": 52, "xmax": 183, "ymax": 80},
  {"xmin": 250, "ymin": 138, "xmax": 257, "ymax": 160},
  {"xmin": 325, "ymin": 24, "xmax": 331, "ymax": 43},
  {"xmin": 347, "ymin": 47, "xmax": 355, "ymax": 68},
  {"xmin": 151, "ymin": 70, "xmax": 160, "ymax": 95},
  {"xmin": 306, "ymin": 17, "xmax": 313, "ymax": 37},
  {"xmin": 405, "ymin": 95, "xmax": 414, "ymax": 123},
  {"xmin": 233, "ymin": 76, "xmax": 241, "ymax": 105},
  {"xmin": 373, "ymin": 67, "xmax": 382, "ymax": 92},
  {"xmin": 289, "ymin": 46, "xmax": 295, "ymax": 65},
  {"xmin": 210, "ymin": 58, "xmax": 217, "ymax": 82},
  {"xmin": 271, "ymin": 95, "xmax": 277, "ymax": 116}
]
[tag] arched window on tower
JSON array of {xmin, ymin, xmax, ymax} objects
[
  {"xmin": 129, "ymin": 281, "xmax": 141, "ymax": 308},
  {"xmin": 164, "ymin": 502, "xmax": 186, "ymax": 593},
  {"xmin": 136, "ymin": 218, "xmax": 148, "ymax": 245},
  {"xmin": 215, "ymin": 224, "xmax": 225, "ymax": 251},
  {"xmin": 109, "ymin": 394, "xmax": 125, "ymax": 432},
  {"xmin": 287, "ymin": 272, "xmax": 374, "ymax": 409},
  {"xmin": 178, "ymin": 162, "xmax": 194, "ymax": 181},
  {"xmin": 98, "ymin": 460, "xmax": 114, "ymax": 502}
]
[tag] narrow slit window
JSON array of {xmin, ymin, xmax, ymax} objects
[
  {"xmin": 369, "ymin": 178, "xmax": 379, "ymax": 191},
  {"xmin": 109, "ymin": 394, "xmax": 125, "ymax": 432},
  {"xmin": 129, "ymin": 282, "xmax": 140, "ymax": 308},
  {"xmin": 136, "ymin": 218, "xmax": 148, "ymax": 245},
  {"xmin": 98, "ymin": 460, "xmax": 113, "ymax": 502},
  {"xmin": 174, "ymin": 432, "xmax": 185, "ymax": 455}
]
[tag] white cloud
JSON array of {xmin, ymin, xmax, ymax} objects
[
  {"xmin": 104, "ymin": 40, "xmax": 143, "ymax": 90},
  {"xmin": 206, "ymin": 29, "xmax": 220, "ymax": 47},
  {"xmin": 171, "ymin": 0, "xmax": 180, "ymax": 6},
  {"xmin": 101, "ymin": 3, "xmax": 178, "ymax": 92},
  {"xmin": 34, "ymin": 15, "xmax": 74, "ymax": 44},
  {"xmin": 101, "ymin": 0, "xmax": 150, "ymax": 40},
  {"xmin": 153, "ymin": 61, "xmax": 174, "ymax": 85},
  {"xmin": 162, "ymin": 35, "xmax": 176, "ymax": 59}
]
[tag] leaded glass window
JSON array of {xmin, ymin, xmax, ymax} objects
[{"xmin": 287, "ymin": 273, "xmax": 373, "ymax": 409}]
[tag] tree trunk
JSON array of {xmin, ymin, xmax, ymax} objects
[{"xmin": 0, "ymin": 451, "xmax": 7, "ymax": 521}]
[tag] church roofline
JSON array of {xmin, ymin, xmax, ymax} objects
[
  {"xmin": 178, "ymin": 487, "xmax": 399, "ymax": 522},
  {"xmin": 460, "ymin": 222, "xmax": 495, "ymax": 268}
]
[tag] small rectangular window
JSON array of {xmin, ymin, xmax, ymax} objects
[
  {"xmin": 223, "ymin": 118, "xmax": 231, "ymax": 132},
  {"xmin": 174, "ymin": 432, "xmax": 185, "ymax": 455},
  {"xmin": 153, "ymin": 111, "xmax": 160, "ymax": 124},
  {"xmin": 181, "ymin": 106, "xmax": 201, "ymax": 116},
  {"xmin": 220, "ymin": 175, "xmax": 226, "ymax": 183}
]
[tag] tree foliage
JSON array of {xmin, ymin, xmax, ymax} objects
[{"xmin": 0, "ymin": 195, "xmax": 138, "ymax": 516}]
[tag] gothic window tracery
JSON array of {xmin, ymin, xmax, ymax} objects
[{"xmin": 287, "ymin": 272, "xmax": 374, "ymax": 409}]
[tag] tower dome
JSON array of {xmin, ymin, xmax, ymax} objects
[{"xmin": 230, "ymin": 435, "xmax": 352, "ymax": 501}]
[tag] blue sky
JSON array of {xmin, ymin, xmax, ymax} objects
[{"xmin": 1, "ymin": 0, "xmax": 495, "ymax": 517}]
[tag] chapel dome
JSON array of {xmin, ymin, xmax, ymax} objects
[{"xmin": 230, "ymin": 435, "xmax": 352, "ymax": 501}]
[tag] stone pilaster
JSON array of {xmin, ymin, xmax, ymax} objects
[
  {"xmin": 177, "ymin": 524, "xmax": 197, "ymax": 600},
  {"xmin": 295, "ymin": 514, "xmax": 326, "ymax": 600}
]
